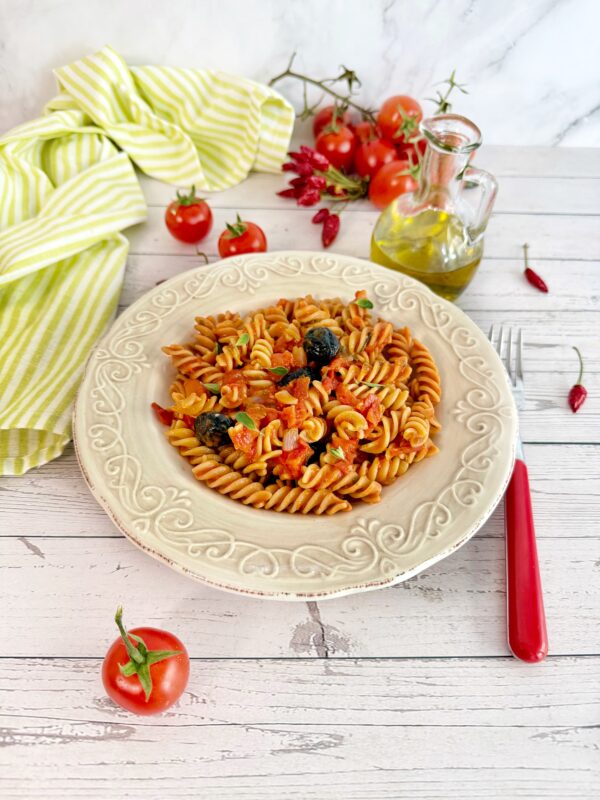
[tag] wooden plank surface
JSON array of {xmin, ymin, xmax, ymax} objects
[
  {"xmin": 126, "ymin": 206, "xmax": 600, "ymax": 261},
  {"xmin": 1, "ymin": 658, "xmax": 597, "ymax": 799}
]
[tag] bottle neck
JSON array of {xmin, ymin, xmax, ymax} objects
[{"xmin": 414, "ymin": 146, "xmax": 469, "ymax": 210}]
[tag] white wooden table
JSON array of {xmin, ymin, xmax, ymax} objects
[{"xmin": 1, "ymin": 145, "xmax": 599, "ymax": 799}]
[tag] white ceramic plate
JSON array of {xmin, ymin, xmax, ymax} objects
[{"xmin": 74, "ymin": 251, "xmax": 517, "ymax": 600}]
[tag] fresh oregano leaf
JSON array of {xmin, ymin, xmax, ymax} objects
[
  {"xmin": 235, "ymin": 412, "xmax": 257, "ymax": 430},
  {"xmin": 236, "ymin": 332, "xmax": 250, "ymax": 346},
  {"xmin": 356, "ymin": 297, "xmax": 373, "ymax": 309},
  {"xmin": 268, "ymin": 366, "xmax": 289, "ymax": 376},
  {"xmin": 329, "ymin": 446, "xmax": 345, "ymax": 459},
  {"xmin": 203, "ymin": 383, "xmax": 220, "ymax": 394}
]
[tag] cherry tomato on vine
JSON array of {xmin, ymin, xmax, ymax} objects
[
  {"xmin": 315, "ymin": 125, "xmax": 356, "ymax": 173},
  {"xmin": 102, "ymin": 607, "xmax": 189, "ymax": 716},
  {"xmin": 312, "ymin": 105, "xmax": 352, "ymax": 139},
  {"xmin": 354, "ymin": 138, "xmax": 397, "ymax": 179},
  {"xmin": 353, "ymin": 121, "xmax": 379, "ymax": 144},
  {"xmin": 397, "ymin": 136, "xmax": 427, "ymax": 163},
  {"xmin": 165, "ymin": 186, "xmax": 213, "ymax": 244},
  {"xmin": 368, "ymin": 160, "xmax": 418, "ymax": 209},
  {"xmin": 218, "ymin": 214, "xmax": 267, "ymax": 258},
  {"xmin": 377, "ymin": 95, "xmax": 423, "ymax": 143}
]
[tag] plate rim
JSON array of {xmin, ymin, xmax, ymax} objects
[{"xmin": 73, "ymin": 250, "xmax": 516, "ymax": 601}]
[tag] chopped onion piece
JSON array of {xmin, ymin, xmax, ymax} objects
[{"xmin": 283, "ymin": 428, "xmax": 299, "ymax": 451}]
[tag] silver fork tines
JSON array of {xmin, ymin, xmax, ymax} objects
[{"xmin": 488, "ymin": 325, "xmax": 525, "ymax": 411}]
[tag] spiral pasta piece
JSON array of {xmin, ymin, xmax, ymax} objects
[
  {"xmin": 402, "ymin": 398, "xmax": 434, "ymax": 448},
  {"xmin": 358, "ymin": 454, "xmax": 409, "ymax": 485},
  {"xmin": 299, "ymin": 464, "xmax": 382, "ymax": 503},
  {"xmin": 326, "ymin": 404, "xmax": 369, "ymax": 439},
  {"xmin": 166, "ymin": 421, "xmax": 221, "ymax": 466},
  {"xmin": 192, "ymin": 460, "xmax": 272, "ymax": 507},
  {"xmin": 263, "ymin": 485, "xmax": 352, "ymax": 515},
  {"xmin": 250, "ymin": 337, "xmax": 274, "ymax": 368},
  {"xmin": 409, "ymin": 339, "xmax": 442, "ymax": 405}
]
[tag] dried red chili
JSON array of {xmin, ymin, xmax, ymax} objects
[
  {"xmin": 312, "ymin": 207, "xmax": 330, "ymax": 224},
  {"xmin": 322, "ymin": 213, "xmax": 340, "ymax": 248},
  {"xmin": 522, "ymin": 243, "xmax": 548, "ymax": 293},
  {"xmin": 568, "ymin": 347, "xmax": 588, "ymax": 413}
]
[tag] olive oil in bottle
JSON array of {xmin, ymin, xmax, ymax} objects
[
  {"xmin": 369, "ymin": 114, "xmax": 497, "ymax": 302},
  {"xmin": 370, "ymin": 208, "xmax": 483, "ymax": 302}
]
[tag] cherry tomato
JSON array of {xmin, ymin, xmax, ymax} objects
[
  {"xmin": 368, "ymin": 160, "xmax": 418, "ymax": 210},
  {"xmin": 102, "ymin": 607, "xmax": 189, "ymax": 716},
  {"xmin": 315, "ymin": 125, "xmax": 356, "ymax": 173},
  {"xmin": 354, "ymin": 121, "xmax": 380, "ymax": 144},
  {"xmin": 313, "ymin": 105, "xmax": 351, "ymax": 139},
  {"xmin": 165, "ymin": 186, "xmax": 213, "ymax": 244},
  {"xmin": 397, "ymin": 137, "xmax": 427, "ymax": 163},
  {"xmin": 377, "ymin": 95, "xmax": 423, "ymax": 143},
  {"xmin": 218, "ymin": 214, "xmax": 267, "ymax": 258},
  {"xmin": 354, "ymin": 138, "xmax": 397, "ymax": 179}
]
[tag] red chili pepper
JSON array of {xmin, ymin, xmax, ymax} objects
[
  {"xmin": 300, "ymin": 145, "xmax": 330, "ymax": 171},
  {"xmin": 282, "ymin": 161, "xmax": 313, "ymax": 176},
  {"xmin": 277, "ymin": 188, "xmax": 298, "ymax": 199},
  {"xmin": 322, "ymin": 213, "xmax": 340, "ymax": 247},
  {"xmin": 522, "ymin": 243, "xmax": 548, "ymax": 293},
  {"xmin": 568, "ymin": 346, "xmax": 587, "ymax": 413},
  {"xmin": 151, "ymin": 402, "xmax": 174, "ymax": 426},
  {"xmin": 305, "ymin": 175, "xmax": 327, "ymax": 191},
  {"xmin": 312, "ymin": 207, "xmax": 330, "ymax": 224},
  {"xmin": 297, "ymin": 188, "xmax": 321, "ymax": 206}
]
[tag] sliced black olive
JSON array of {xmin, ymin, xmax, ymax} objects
[
  {"xmin": 194, "ymin": 412, "xmax": 234, "ymax": 447},
  {"xmin": 303, "ymin": 326, "xmax": 340, "ymax": 364},
  {"xmin": 278, "ymin": 366, "xmax": 322, "ymax": 386}
]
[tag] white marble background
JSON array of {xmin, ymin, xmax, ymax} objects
[{"xmin": 0, "ymin": 0, "xmax": 599, "ymax": 146}]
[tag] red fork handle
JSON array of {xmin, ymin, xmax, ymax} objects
[{"xmin": 504, "ymin": 458, "xmax": 548, "ymax": 662}]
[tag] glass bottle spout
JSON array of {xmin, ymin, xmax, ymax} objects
[{"xmin": 417, "ymin": 115, "xmax": 498, "ymax": 240}]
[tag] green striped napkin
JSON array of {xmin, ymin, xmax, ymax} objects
[{"xmin": 0, "ymin": 46, "xmax": 294, "ymax": 475}]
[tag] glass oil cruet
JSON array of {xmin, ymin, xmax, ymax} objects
[{"xmin": 370, "ymin": 114, "xmax": 498, "ymax": 301}]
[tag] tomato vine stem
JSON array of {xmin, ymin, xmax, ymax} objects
[{"xmin": 269, "ymin": 53, "xmax": 377, "ymax": 125}]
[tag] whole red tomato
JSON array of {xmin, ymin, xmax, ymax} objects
[
  {"xmin": 397, "ymin": 136, "xmax": 427, "ymax": 163},
  {"xmin": 165, "ymin": 186, "xmax": 213, "ymax": 244},
  {"xmin": 313, "ymin": 105, "xmax": 351, "ymax": 139},
  {"xmin": 218, "ymin": 214, "xmax": 267, "ymax": 258},
  {"xmin": 368, "ymin": 160, "xmax": 418, "ymax": 210},
  {"xmin": 377, "ymin": 95, "xmax": 423, "ymax": 143},
  {"xmin": 354, "ymin": 121, "xmax": 378, "ymax": 144},
  {"xmin": 315, "ymin": 125, "xmax": 356, "ymax": 173},
  {"xmin": 354, "ymin": 138, "xmax": 397, "ymax": 179},
  {"xmin": 102, "ymin": 607, "xmax": 189, "ymax": 716}
]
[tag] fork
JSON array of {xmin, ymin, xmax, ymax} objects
[{"xmin": 489, "ymin": 325, "xmax": 548, "ymax": 663}]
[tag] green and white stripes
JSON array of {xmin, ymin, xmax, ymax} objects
[{"xmin": 0, "ymin": 46, "xmax": 293, "ymax": 475}]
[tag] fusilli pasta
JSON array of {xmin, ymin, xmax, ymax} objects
[{"xmin": 153, "ymin": 291, "xmax": 442, "ymax": 514}]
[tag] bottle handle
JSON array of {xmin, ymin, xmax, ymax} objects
[{"xmin": 461, "ymin": 166, "xmax": 498, "ymax": 240}]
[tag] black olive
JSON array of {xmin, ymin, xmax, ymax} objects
[
  {"xmin": 307, "ymin": 437, "xmax": 328, "ymax": 465},
  {"xmin": 303, "ymin": 327, "xmax": 340, "ymax": 364},
  {"xmin": 278, "ymin": 366, "xmax": 322, "ymax": 386},
  {"xmin": 194, "ymin": 412, "xmax": 234, "ymax": 447}
]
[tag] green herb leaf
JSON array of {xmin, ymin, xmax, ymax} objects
[
  {"xmin": 360, "ymin": 380, "xmax": 385, "ymax": 388},
  {"xmin": 203, "ymin": 383, "xmax": 220, "ymax": 394},
  {"xmin": 213, "ymin": 342, "xmax": 220, "ymax": 354},
  {"xmin": 235, "ymin": 412, "xmax": 257, "ymax": 431},
  {"xmin": 330, "ymin": 446, "xmax": 345, "ymax": 460},
  {"xmin": 268, "ymin": 366, "xmax": 289, "ymax": 377},
  {"xmin": 356, "ymin": 297, "xmax": 373, "ymax": 309},
  {"xmin": 236, "ymin": 332, "xmax": 250, "ymax": 346}
]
